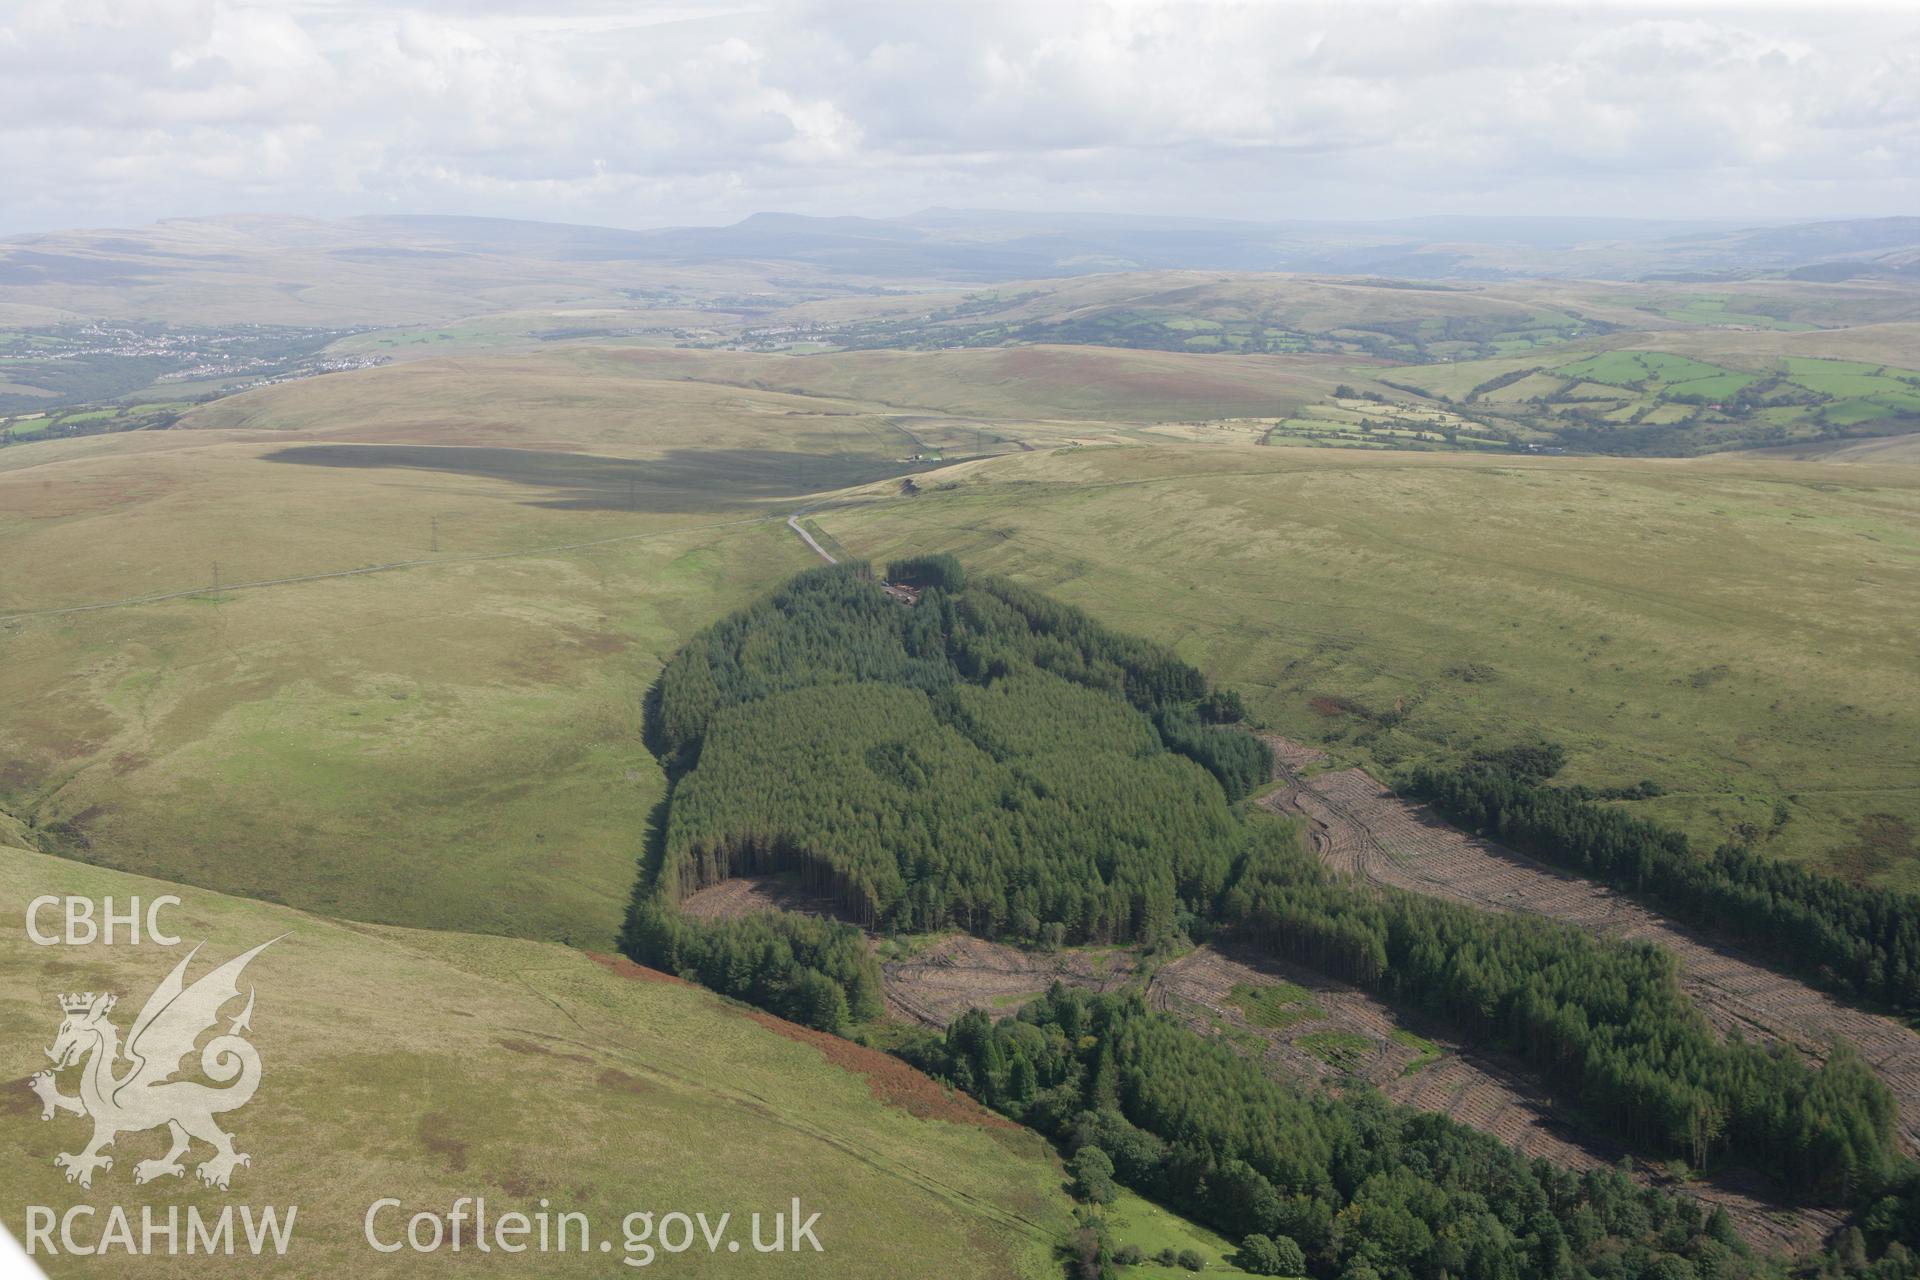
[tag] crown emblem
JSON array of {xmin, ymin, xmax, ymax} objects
[{"xmin": 59, "ymin": 992, "xmax": 112, "ymax": 1015}]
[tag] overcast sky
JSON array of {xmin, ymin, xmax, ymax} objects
[{"xmin": 2, "ymin": 0, "xmax": 1916, "ymax": 234}]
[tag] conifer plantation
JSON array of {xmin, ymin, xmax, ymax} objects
[
  {"xmin": 914, "ymin": 985, "xmax": 1782, "ymax": 1280},
  {"xmin": 648, "ymin": 561, "xmax": 1264, "ymax": 941},
  {"xmin": 1409, "ymin": 764, "xmax": 1920, "ymax": 1018},
  {"xmin": 624, "ymin": 560, "xmax": 1916, "ymax": 1275},
  {"xmin": 1222, "ymin": 820, "xmax": 1900, "ymax": 1202}
]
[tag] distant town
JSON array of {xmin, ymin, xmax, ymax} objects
[{"xmin": 0, "ymin": 320, "xmax": 387, "ymax": 444}]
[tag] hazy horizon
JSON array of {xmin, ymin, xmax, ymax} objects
[
  {"xmin": 6, "ymin": 206, "xmax": 1857, "ymax": 242},
  {"xmin": 5, "ymin": 206, "xmax": 1859, "ymax": 237}
]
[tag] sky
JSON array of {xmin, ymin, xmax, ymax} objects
[{"xmin": 1, "ymin": 0, "xmax": 1917, "ymax": 235}]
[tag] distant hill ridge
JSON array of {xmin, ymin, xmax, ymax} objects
[{"xmin": 7, "ymin": 209, "xmax": 1920, "ymax": 300}]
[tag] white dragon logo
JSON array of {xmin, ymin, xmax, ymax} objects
[{"xmin": 26, "ymin": 937, "xmax": 283, "ymax": 1190}]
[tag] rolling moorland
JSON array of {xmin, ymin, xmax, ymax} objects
[
  {"xmin": 748, "ymin": 273, "xmax": 1920, "ymax": 454},
  {"xmin": 3, "ymin": 213, "xmax": 1920, "ymax": 1278},
  {"xmin": 9, "ymin": 212, "xmax": 1920, "ymax": 460},
  {"xmin": 816, "ymin": 444, "xmax": 1920, "ymax": 891},
  {"xmin": 0, "ymin": 353, "xmax": 1260, "ymax": 1277}
]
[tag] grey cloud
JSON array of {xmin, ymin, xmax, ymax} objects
[{"xmin": 1, "ymin": 1, "xmax": 1915, "ymax": 233}]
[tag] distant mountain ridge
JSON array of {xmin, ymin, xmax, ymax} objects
[
  {"xmin": 340, "ymin": 208, "xmax": 1920, "ymax": 281},
  {"xmin": 2, "ymin": 208, "xmax": 1916, "ymax": 327}
]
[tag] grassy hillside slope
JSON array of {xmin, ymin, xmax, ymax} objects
[
  {"xmin": 1746, "ymin": 433, "xmax": 1920, "ymax": 465},
  {"xmin": 818, "ymin": 445, "xmax": 1920, "ymax": 888},
  {"xmin": 0, "ymin": 379, "xmax": 870, "ymax": 944},
  {"xmin": 8, "ymin": 359, "xmax": 1916, "ymax": 940},
  {"xmin": 0, "ymin": 845, "xmax": 1074, "ymax": 1278}
]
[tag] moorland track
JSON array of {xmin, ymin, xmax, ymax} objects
[
  {"xmin": 787, "ymin": 511, "xmax": 839, "ymax": 564},
  {"xmin": 1260, "ymin": 737, "xmax": 1920, "ymax": 1157}
]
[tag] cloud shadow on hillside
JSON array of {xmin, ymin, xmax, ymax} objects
[{"xmin": 262, "ymin": 443, "xmax": 921, "ymax": 511}]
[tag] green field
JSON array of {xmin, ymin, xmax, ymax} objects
[
  {"xmin": 1368, "ymin": 344, "xmax": 1920, "ymax": 453},
  {"xmin": 1266, "ymin": 395, "xmax": 1514, "ymax": 451},
  {"xmin": 1784, "ymin": 356, "xmax": 1920, "ymax": 405},
  {"xmin": 2, "ymin": 399, "xmax": 192, "ymax": 444},
  {"xmin": 1611, "ymin": 293, "xmax": 1818, "ymax": 332},
  {"xmin": 0, "ymin": 843, "xmax": 1078, "ymax": 1279},
  {"xmin": 1554, "ymin": 350, "xmax": 1757, "ymax": 394}
]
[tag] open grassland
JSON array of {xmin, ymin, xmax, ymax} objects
[
  {"xmin": 1621, "ymin": 320, "xmax": 1920, "ymax": 369},
  {"xmin": 0, "ymin": 515, "xmax": 778, "ymax": 946},
  {"xmin": 1746, "ymin": 432, "xmax": 1920, "ymax": 465},
  {"xmin": 815, "ymin": 445, "xmax": 1920, "ymax": 888},
  {"xmin": 14, "ymin": 267, "xmax": 1920, "ymax": 462},
  {"xmin": 589, "ymin": 343, "xmax": 1340, "ymax": 425},
  {"xmin": 182, "ymin": 349, "xmax": 936, "ymax": 465},
  {"xmin": 778, "ymin": 275, "xmax": 1920, "ymax": 458},
  {"xmin": 1570, "ymin": 280, "xmax": 1920, "ymax": 332},
  {"xmin": 184, "ymin": 344, "xmax": 1260, "ymax": 455},
  {"xmin": 0, "ymin": 356, "xmax": 957, "ymax": 944},
  {"xmin": 0, "ymin": 845, "xmax": 1076, "ymax": 1279},
  {"xmin": 1617, "ymin": 293, "xmax": 1817, "ymax": 332}
]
